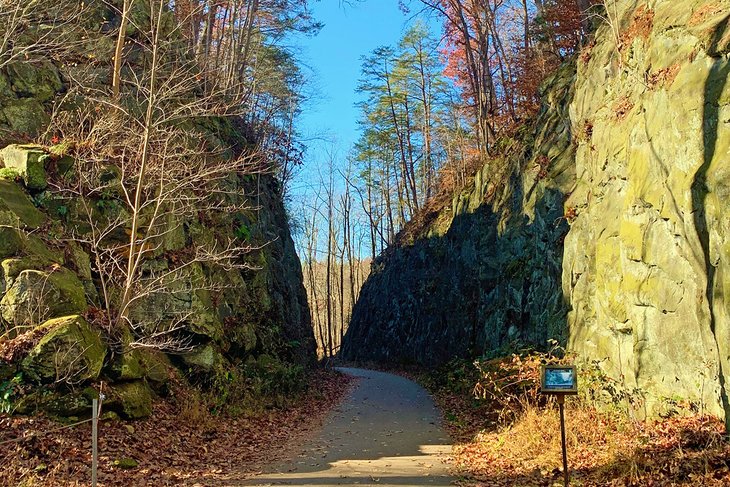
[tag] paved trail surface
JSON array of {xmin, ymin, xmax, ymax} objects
[{"xmin": 242, "ymin": 368, "xmax": 454, "ymax": 486}]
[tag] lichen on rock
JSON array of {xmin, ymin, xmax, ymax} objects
[
  {"xmin": 21, "ymin": 315, "xmax": 106, "ymax": 383},
  {"xmin": 0, "ymin": 268, "xmax": 87, "ymax": 328}
]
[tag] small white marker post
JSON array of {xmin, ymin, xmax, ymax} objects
[
  {"xmin": 540, "ymin": 365, "xmax": 578, "ymax": 487},
  {"xmin": 91, "ymin": 392, "xmax": 104, "ymax": 487}
]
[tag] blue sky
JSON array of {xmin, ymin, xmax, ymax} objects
[
  {"xmin": 297, "ymin": 1, "xmax": 411, "ymax": 151},
  {"xmin": 285, "ymin": 1, "xmax": 444, "ymax": 254}
]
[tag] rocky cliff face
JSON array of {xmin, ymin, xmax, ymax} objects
[
  {"xmin": 342, "ymin": 62, "xmax": 576, "ymax": 367},
  {"xmin": 0, "ymin": 153, "xmax": 315, "ymax": 417},
  {"xmin": 343, "ymin": 0, "xmax": 730, "ymax": 420},
  {"xmin": 0, "ymin": 7, "xmax": 315, "ymax": 416},
  {"xmin": 565, "ymin": 0, "xmax": 730, "ymax": 419}
]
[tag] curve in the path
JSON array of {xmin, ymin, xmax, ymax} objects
[{"xmin": 242, "ymin": 367, "xmax": 454, "ymax": 486}]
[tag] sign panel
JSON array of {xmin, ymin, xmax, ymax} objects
[{"xmin": 540, "ymin": 365, "xmax": 578, "ymax": 394}]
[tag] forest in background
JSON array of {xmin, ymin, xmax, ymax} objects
[{"xmin": 298, "ymin": 0, "xmax": 598, "ymax": 356}]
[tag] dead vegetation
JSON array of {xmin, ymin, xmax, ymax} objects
[
  {"xmin": 612, "ymin": 96, "xmax": 635, "ymax": 121},
  {"xmin": 419, "ymin": 353, "xmax": 730, "ymax": 487},
  {"xmin": 647, "ymin": 63, "xmax": 681, "ymax": 90},
  {"xmin": 689, "ymin": 3, "xmax": 727, "ymax": 27},
  {"xmin": 617, "ymin": 5, "xmax": 655, "ymax": 53}
]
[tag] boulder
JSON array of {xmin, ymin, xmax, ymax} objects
[
  {"xmin": 107, "ymin": 349, "xmax": 145, "ymax": 381},
  {"xmin": 137, "ymin": 348, "xmax": 172, "ymax": 386},
  {"xmin": 0, "ymin": 226, "xmax": 23, "ymax": 260},
  {"xmin": 0, "ymin": 268, "xmax": 87, "ymax": 328},
  {"xmin": 12, "ymin": 386, "xmax": 97, "ymax": 417},
  {"xmin": 0, "ymin": 145, "xmax": 48, "ymax": 190},
  {"xmin": 181, "ymin": 343, "xmax": 221, "ymax": 372},
  {"xmin": 106, "ymin": 381, "xmax": 154, "ymax": 419},
  {"xmin": 0, "ymin": 179, "xmax": 46, "ymax": 228},
  {"xmin": 21, "ymin": 315, "xmax": 106, "ymax": 383}
]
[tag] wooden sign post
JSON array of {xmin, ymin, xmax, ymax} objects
[{"xmin": 540, "ymin": 365, "xmax": 578, "ymax": 487}]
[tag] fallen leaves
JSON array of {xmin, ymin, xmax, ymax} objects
[
  {"xmin": 0, "ymin": 369, "xmax": 354, "ymax": 486},
  {"xmin": 418, "ymin": 357, "xmax": 730, "ymax": 487}
]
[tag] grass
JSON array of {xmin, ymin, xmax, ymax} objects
[{"xmin": 419, "ymin": 353, "xmax": 730, "ymax": 486}]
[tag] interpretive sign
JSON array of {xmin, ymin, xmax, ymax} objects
[
  {"xmin": 540, "ymin": 364, "xmax": 578, "ymax": 486},
  {"xmin": 540, "ymin": 365, "xmax": 578, "ymax": 394}
]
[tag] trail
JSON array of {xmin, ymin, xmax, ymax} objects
[{"xmin": 241, "ymin": 368, "xmax": 454, "ymax": 486}]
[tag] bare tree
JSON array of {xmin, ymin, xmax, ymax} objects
[
  {"xmin": 50, "ymin": 0, "xmax": 267, "ymax": 353},
  {"xmin": 0, "ymin": 0, "xmax": 85, "ymax": 71}
]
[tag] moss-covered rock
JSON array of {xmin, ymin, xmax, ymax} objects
[
  {"xmin": 0, "ymin": 22, "xmax": 316, "ymax": 414},
  {"xmin": 128, "ymin": 261, "xmax": 224, "ymax": 341},
  {"xmin": 1, "ymin": 257, "xmax": 40, "ymax": 295},
  {"xmin": 0, "ymin": 268, "xmax": 87, "ymax": 327},
  {"xmin": 136, "ymin": 349, "xmax": 172, "ymax": 386},
  {"xmin": 6, "ymin": 60, "xmax": 62, "ymax": 102},
  {"xmin": 113, "ymin": 458, "xmax": 139, "ymax": 469},
  {"xmin": 64, "ymin": 242, "xmax": 97, "ymax": 301},
  {"xmin": 0, "ymin": 71, "xmax": 12, "ymax": 99},
  {"xmin": 0, "ymin": 144, "xmax": 48, "ymax": 190},
  {"xmin": 107, "ymin": 349, "xmax": 145, "ymax": 381},
  {"xmin": 0, "ymin": 180, "xmax": 45, "ymax": 228},
  {"xmin": 181, "ymin": 343, "xmax": 221, "ymax": 372},
  {"xmin": 1, "ymin": 99, "xmax": 50, "ymax": 138},
  {"xmin": 0, "ymin": 226, "xmax": 23, "ymax": 260},
  {"xmin": 0, "ymin": 167, "xmax": 19, "ymax": 180},
  {"xmin": 106, "ymin": 381, "xmax": 154, "ymax": 419},
  {"xmin": 21, "ymin": 315, "xmax": 106, "ymax": 383},
  {"xmin": 12, "ymin": 386, "xmax": 99, "ymax": 417}
]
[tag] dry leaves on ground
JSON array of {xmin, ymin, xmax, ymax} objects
[
  {"xmin": 420, "ymin": 357, "xmax": 730, "ymax": 487},
  {"xmin": 0, "ymin": 369, "xmax": 354, "ymax": 486}
]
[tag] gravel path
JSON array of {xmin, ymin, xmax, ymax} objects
[{"xmin": 241, "ymin": 367, "xmax": 454, "ymax": 486}]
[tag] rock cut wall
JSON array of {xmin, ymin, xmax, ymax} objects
[
  {"xmin": 342, "ymin": 61, "xmax": 578, "ymax": 366},
  {"xmin": 565, "ymin": 0, "xmax": 730, "ymax": 418},
  {"xmin": 343, "ymin": 0, "xmax": 730, "ymax": 420},
  {"xmin": 0, "ymin": 1, "xmax": 316, "ymax": 415}
]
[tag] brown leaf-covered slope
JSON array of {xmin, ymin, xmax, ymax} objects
[{"xmin": 0, "ymin": 370, "xmax": 354, "ymax": 486}]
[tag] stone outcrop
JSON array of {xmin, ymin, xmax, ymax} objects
[
  {"xmin": 21, "ymin": 315, "xmax": 106, "ymax": 383},
  {"xmin": 342, "ymin": 61, "xmax": 576, "ymax": 367},
  {"xmin": 0, "ymin": 0, "xmax": 313, "ymax": 419},
  {"xmin": 564, "ymin": 0, "xmax": 730, "ymax": 419},
  {"xmin": 0, "ymin": 108, "xmax": 314, "ymax": 421},
  {"xmin": 343, "ymin": 0, "xmax": 730, "ymax": 420},
  {"xmin": 0, "ymin": 150, "xmax": 315, "ymax": 417}
]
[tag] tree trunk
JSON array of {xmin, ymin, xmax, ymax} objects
[{"xmin": 112, "ymin": 0, "xmax": 132, "ymax": 99}]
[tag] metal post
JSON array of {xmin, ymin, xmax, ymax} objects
[
  {"xmin": 92, "ymin": 398, "xmax": 98, "ymax": 487},
  {"xmin": 558, "ymin": 394, "xmax": 569, "ymax": 486}
]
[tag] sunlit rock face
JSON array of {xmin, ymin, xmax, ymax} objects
[
  {"xmin": 564, "ymin": 0, "xmax": 730, "ymax": 419},
  {"xmin": 344, "ymin": 0, "xmax": 730, "ymax": 420}
]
